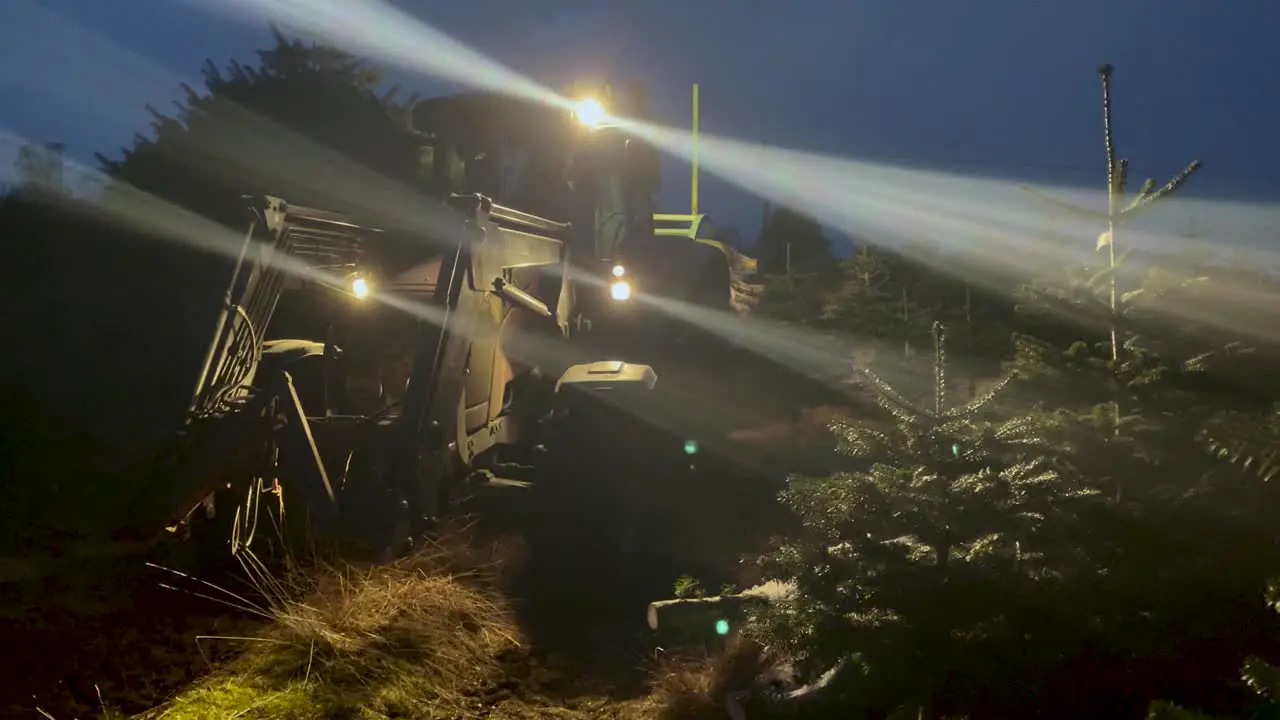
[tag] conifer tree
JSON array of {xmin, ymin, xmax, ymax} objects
[
  {"xmin": 1011, "ymin": 218, "xmax": 1259, "ymax": 514},
  {"xmin": 1004, "ymin": 68, "xmax": 1280, "ymax": 717},
  {"xmin": 751, "ymin": 273, "xmax": 824, "ymax": 325},
  {"xmin": 820, "ymin": 245, "xmax": 901, "ymax": 336},
  {"xmin": 1011, "ymin": 64, "xmax": 1224, "ymax": 506},
  {"xmin": 1024, "ymin": 63, "xmax": 1201, "ymax": 362},
  {"xmin": 1201, "ymin": 405, "xmax": 1280, "ymax": 482},
  {"xmin": 1010, "ymin": 248, "xmax": 1280, "ymax": 718},
  {"xmin": 1146, "ymin": 574, "xmax": 1280, "ymax": 719},
  {"xmin": 817, "ymin": 244, "xmax": 927, "ymax": 377},
  {"xmin": 1141, "ymin": 359, "xmax": 1280, "ymax": 720},
  {"xmin": 97, "ymin": 26, "xmax": 419, "ymax": 225},
  {"xmin": 750, "ymin": 322, "xmax": 1097, "ymax": 715}
]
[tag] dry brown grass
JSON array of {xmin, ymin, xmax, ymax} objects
[
  {"xmin": 108, "ymin": 539, "xmax": 652, "ymax": 719},
  {"xmin": 124, "ymin": 545, "xmax": 520, "ymax": 718},
  {"xmin": 647, "ymin": 637, "xmax": 787, "ymax": 720},
  {"xmin": 33, "ymin": 524, "xmax": 779, "ymax": 719}
]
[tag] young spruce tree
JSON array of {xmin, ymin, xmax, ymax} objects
[
  {"xmin": 751, "ymin": 322, "xmax": 1098, "ymax": 715},
  {"xmin": 1012, "ymin": 62, "xmax": 1220, "ymax": 507},
  {"xmin": 1008, "ymin": 65, "xmax": 1280, "ymax": 715},
  {"xmin": 818, "ymin": 244, "xmax": 928, "ymax": 385}
]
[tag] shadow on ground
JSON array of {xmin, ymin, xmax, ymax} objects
[
  {"xmin": 456, "ymin": 425, "xmax": 793, "ymax": 703},
  {"xmin": 0, "ymin": 551, "xmax": 261, "ymax": 718}
]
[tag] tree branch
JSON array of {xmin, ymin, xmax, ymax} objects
[{"xmin": 1120, "ymin": 160, "xmax": 1202, "ymax": 217}]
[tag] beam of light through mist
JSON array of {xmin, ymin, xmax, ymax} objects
[
  {"xmin": 0, "ymin": 1, "xmax": 486, "ymax": 248},
  {"xmin": 11, "ymin": 0, "xmax": 1280, "ymax": 457},
  {"xmin": 630, "ymin": 121, "xmax": 1280, "ymax": 272},
  {"xmin": 166, "ymin": 0, "xmax": 1007, "ymax": 396},
  {"xmin": 0, "ymin": 5, "xmax": 598, "ymax": 389},
  {"xmin": 628, "ymin": 122, "xmax": 1280, "ymax": 347},
  {"xmin": 191, "ymin": 0, "xmax": 565, "ymax": 108},
  {"xmin": 187, "ymin": 0, "xmax": 1280, "ymax": 351},
  {"xmin": 0, "ymin": 125, "xmax": 444, "ymax": 327},
  {"xmin": 175, "ymin": 0, "xmax": 995, "ymax": 378},
  {"xmin": 0, "ymin": 123, "xmax": 603, "ymax": 378},
  {"xmin": 221, "ymin": 0, "xmax": 884, "ymax": 409},
  {"xmin": 1, "ymin": 2, "xmax": 852, "ymax": 457}
]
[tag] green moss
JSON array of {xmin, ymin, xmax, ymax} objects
[
  {"xmin": 139, "ymin": 676, "xmax": 309, "ymax": 719},
  {"xmin": 138, "ymin": 657, "xmax": 479, "ymax": 719}
]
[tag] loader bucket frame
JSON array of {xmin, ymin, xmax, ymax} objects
[
  {"xmin": 652, "ymin": 213, "xmax": 758, "ymax": 278},
  {"xmin": 159, "ymin": 197, "xmax": 377, "ymax": 535},
  {"xmin": 646, "ymin": 213, "xmax": 760, "ymax": 315},
  {"xmin": 188, "ymin": 197, "xmax": 375, "ymax": 421}
]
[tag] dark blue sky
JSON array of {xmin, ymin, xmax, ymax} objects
[{"xmin": 2, "ymin": 0, "xmax": 1278, "ymax": 242}]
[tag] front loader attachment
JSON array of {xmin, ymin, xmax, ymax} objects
[
  {"xmin": 143, "ymin": 196, "xmax": 375, "ymax": 541},
  {"xmin": 188, "ymin": 197, "xmax": 372, "ymax": 419}
]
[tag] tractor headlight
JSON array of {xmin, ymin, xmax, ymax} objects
[
  {"xmin": 609, "ymin": 279, "xmax": 632, "ymax": 301},
  {"xmin": 611, "ymin": 263, "xmax": 626, "ymax": 278},
  {"xmin": 572, "ymin": 96, "xmax": 617, "ymax": 130},
  {"xmin": 350, "ymin": 274, "xmax": 371, "ymax": 300}
]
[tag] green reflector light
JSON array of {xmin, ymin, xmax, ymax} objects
[
  {"xmin": 684, "ymin": 440, "xmax": 699, "ymax": 455},
  {"xmin": 714, "ymin": 619, "xmax": 730, "ymax": 636}
]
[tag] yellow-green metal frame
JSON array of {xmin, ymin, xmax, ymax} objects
[{"xmin": 652, "ymin": 213, "xmax": 757, "ymax": 275}]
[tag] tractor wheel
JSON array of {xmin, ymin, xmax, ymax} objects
[
  {"xmin": 329, "ymin": 442, "xmax": 420, "ymax": 562},
  {"xmin": 332, "ymin": 423, "xmax": 464, "ymax": 562}
]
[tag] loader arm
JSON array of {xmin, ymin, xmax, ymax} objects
[{"xmin": 386, "ymin": 193, "xmax": 574, "ymax": 535}]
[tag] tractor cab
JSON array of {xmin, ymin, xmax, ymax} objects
[{"xmin": 407, "ymin": 86, "xmax": 660, "ymax": 329}]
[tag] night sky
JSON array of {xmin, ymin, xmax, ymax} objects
[{"xmin": 1, "ymin": 0, "xmax": 1278, "ymax": 244}]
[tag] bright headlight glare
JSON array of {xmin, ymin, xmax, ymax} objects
[
  {"xmin": 611, "ymin": 264, "xmax": 626, "ymax": 277},
  {"xmin": 573, "ymin": 97, "xmax": 610, "ymax": 129},
  {"xmin": 609, "ymin": 279, "xmax": 632, "ymax": 301},
  {"xmin": 351, "ymin": 275, "xmax": 370, "ymax": 299}
]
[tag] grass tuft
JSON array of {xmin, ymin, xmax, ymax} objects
[
  {"xmin": 130, "ymin": 544, "xmax": 534, "ymax": 719},
  {"xmin": 647, "ymin": 637, "xmax": 787, "ymax": 720},
  {"xmin": 33, "ymin": 528, "xmax": 775, "ymax": 719}
]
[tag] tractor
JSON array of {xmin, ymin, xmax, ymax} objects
[{"xmin": 133, "ymin": 82, "xmax": 756, "ymax": 562}]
